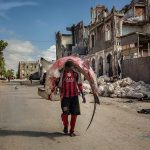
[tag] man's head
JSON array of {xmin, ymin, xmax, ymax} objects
[{"xmin": 64, "ymin": 60, "xmax": 73, "ymax": 69}]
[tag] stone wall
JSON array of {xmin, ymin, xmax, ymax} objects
[
  {"xmin": 122, "ymin": 56, "xmax": 150, "ymax": 84},
  {"xmin": 18, "ymin": 61, "xmax": 39, "ymax": 79}
]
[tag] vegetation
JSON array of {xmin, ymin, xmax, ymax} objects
[
  {"xmin": 0, "ymin": 40, "xmax": 8, "ymax": 77},
  {"xmin": 5, "ymin": 69, "xmax": 14, "ymax": 79},
  {"xmin": 0, "ymin": 40, "xmax": 15, "ymax": 80}
]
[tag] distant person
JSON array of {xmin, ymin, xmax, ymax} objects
[
  {"xmin": 29, "ymin": 74, "xmax": 32, "ymax": 84},
  {"xmin": 8, "ymin": 76, "xmax": 10, "ymax": 82}
]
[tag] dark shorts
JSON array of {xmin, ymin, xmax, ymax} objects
[{"xmin": 61, "ymin": 96, "xmax": 80, "ymax": 115}]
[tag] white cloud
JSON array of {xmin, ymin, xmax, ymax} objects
[
  {"xmin": 4, "ymin": 39, "xmax": 36, "ymax": 72},
  {"xmin": 3, "ymin": 39, "xmax": 56, "ymax": 72},
  {"xmin": 40, "ymin": 45, "xmax": 56, "ymax": 61},
  {"xmin": 6, "ymin": 40, "xmax": 36, "ymax": 53}
]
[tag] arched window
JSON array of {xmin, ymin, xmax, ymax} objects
[
  {"xmin": 107, "ymin": 54, "xmax": 113, "ymax": 77},
  {"xmin": 105, "ymin": 25, "xmax": 111, "ymax": 41},
  {"xmin": 98, "ymin": 57, "xmax": 103, "ymax": 76},
  {"xmin": 91, "ymin": 35, "xmax": 95, "ymax": 48}
]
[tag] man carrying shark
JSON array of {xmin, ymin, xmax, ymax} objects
[{"xmin": 57, "ymin": 60, "xmax": 86, "ymax": 137}]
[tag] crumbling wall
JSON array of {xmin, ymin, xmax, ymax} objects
[
  {"xmin": 143, "ymin": 23, "xmax": 150, "ymax": 34},
  {"xmin": 135, "ymin": 6, "xmax": 145, "ymax": 20},
  {"xmin": 122, "ymin": 25, "xmax": 143, "ymax": 36},
  {"xmin": 122, "ymin": 56, "xmax": 150, "ymax": 84}
]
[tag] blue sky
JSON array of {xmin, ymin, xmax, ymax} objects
[{"xmin": 0, "ymin": 0, "xmax": 130, "ymax": 71}]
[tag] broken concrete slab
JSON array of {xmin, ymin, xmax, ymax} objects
[{"xmin": 98, "ymin": 77, "xmax": 150, "ymax": 100}]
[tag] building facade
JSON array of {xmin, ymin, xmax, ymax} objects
[
  {"xmin": 56, "ymin": 31, "xmax": 73, "ymax": 59},
  {"xmin": 55, "ymin": 0, "xmax": 150, "ymax": 78},
  {"xmin": 56, "ymin": 21, "xmax": 89, "ymax": 58},
  {"xmin": 87, "ymin": 5, "xmax": 124, "ymax": 77},
  {"xmin": 18, "ymin": 61, "xmax": 40, "ymax": 79},
  {"xmin": 88, "ymin": 0, "xmax": 150, "ymax": 77},
  {"xmin": 67, "ymin": 21, "xmax": 89, "ymax": 56},
  {"xmin": 121, "ymin": 0, "xmax": 150, "ymax": 58}
]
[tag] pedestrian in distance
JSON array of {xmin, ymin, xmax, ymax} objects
[
  {"xmin": 8, "ymin": 76, "xmax": 10, "ymax": 82},
  {"xmin": 29, "ymin": 74, "xmax": 32, "ymax": 84}
]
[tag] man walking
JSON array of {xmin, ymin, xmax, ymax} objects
[
  {"xmin": 29, "ymin": 74, "xmax": 32, "ymax": 84},
  {"xmin": 58, "ymin": 61, "xmax": 86, "ymax": 137}
]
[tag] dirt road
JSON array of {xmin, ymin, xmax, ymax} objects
[{"xmin": 0, "ymin": 81, "xmax": 150, "ymax": 150}]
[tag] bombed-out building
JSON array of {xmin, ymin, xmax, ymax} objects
[
  {"xmin": 87, "ymin": 0, "xmax": 150, "ymax": 78},
  {"xmin": 67, "ymin": 21, "xmax": 89, "ymax": 56},
  {"xmin": 56, "ymin": 21, "xmax": 89, "ymax": 58},
  {"xmin": 55, "ymin": 0, "xmax": 150, "ymax": 81},
  {"xmin": 18, "ymin": 61, "xmax": 40, "ymax": 79},
  {"xmin": 56, "ymin": 31, "xmax": 73, "ymax": 59}
]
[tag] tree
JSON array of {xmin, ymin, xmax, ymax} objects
[
  {"xmin": 0, "ymin": 40, "xmax": 8, "ymax": 77},
  {"xmin": 16, "ymin": 71, "xmax": 19, "ymax": 79},
  {"xmin": 5, "ymin": 69, "xmax": 14, "ymax": 79}
]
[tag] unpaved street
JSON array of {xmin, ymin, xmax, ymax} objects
[{"xmin": 0, "ymin": 81, "xmax": 150, "ymax": 150}]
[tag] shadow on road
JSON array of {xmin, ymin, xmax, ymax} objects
[{"xmin": 0, "ymin": 129, "xmax": 66, "ymax": 141}]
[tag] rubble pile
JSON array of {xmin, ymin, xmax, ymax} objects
[
  {"xmin": 83, "ymin": 82, "xmax": 92, "ymax": 94},
  {"xmin": 44, "ymin": 71, "xmax": 150, "ymax": 100},
  {"xmin": 97, "ymin": 76, "xmax": 150, "ymax": 100}
]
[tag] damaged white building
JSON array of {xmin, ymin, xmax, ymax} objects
[
  {"xmin": 88, "ymin": 0, "xmax": 150, "ymax": 78},
  {"xmin": 56, "ymin": 0, "xmax": 150, "ymax": 83}
]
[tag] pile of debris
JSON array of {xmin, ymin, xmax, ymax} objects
[
  {"xmin": 97, "ymin": 76, "xmax": 150, "ymax": 100},
  {"xmin": 83, "ymin": 80, "xmax": 92, "ymax": 94}
]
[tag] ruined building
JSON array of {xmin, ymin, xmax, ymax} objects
[
  {"xmin": 55, "ymin": 0, "xmax": 150, "ymax": 79},
  {"xmin": 56, "ymin": 21, "xmax": 89, "ymax": 58},
  {"xmin": 121, "ymin": 0, "xmax": 150, "ymax": 58},
  {"xmin": 56, "ymin": 31, "xmax": 73, "ymax": 59},
  {"xmin": 18, "ymin": 61, "xmax": 40, "ymax": 79},
  {"xmin": 87, "ymin": 0, "xmax": 150, "ymax": 77},
  {"xmin": 67, "ymin": 21, "xmax": 89, "ymax": 56},
  {"xmin": 87, "ymin": 5, "xmax": 124, "ymax": 77}
]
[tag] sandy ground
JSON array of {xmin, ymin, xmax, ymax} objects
[{"xmin": 0, "ymin": 81, "xmax": 150, "ymax": 150}]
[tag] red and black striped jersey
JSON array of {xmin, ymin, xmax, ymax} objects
[{"xmin": 60, "ymin": 69, "xmax": 83, "ymax": 98}]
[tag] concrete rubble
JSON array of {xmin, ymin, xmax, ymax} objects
[
  {"xmin": 83, "ymin": 76, "xmax": 150, "ymax": 100},
  {"xmin": 39, "ymin": 72, "xmax": 150, "ymax": 101},
  {"xmin": 83, "ymin": 81, "xmax": 92, "ymax": 94}
]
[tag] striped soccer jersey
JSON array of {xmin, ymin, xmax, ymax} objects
[{"xmin": 60, "ymin": 69, "xmax": 83, "ymax": 98}]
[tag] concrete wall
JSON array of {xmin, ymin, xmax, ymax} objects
[
  {"xmin": 19, "ymin": 61, "xmax": 40, "ymax": 79},
  {"xmin": 124, "ymin": 7, "xmax": 134, "ymax": 18},
  {"xmin": 62, "ymin": 36, "xmax": 72, "ymax": 48},
  {"xmin": 143, "ymin": 23, "xmax": 150, "ymax": 34},
  {"xmin": 56, "ymin": 32, "xmax": 72, "ymax": 59},
  {"xmin": 122, "ymin": 25, "xmax": 143, "ymax": 36},
  {"xmin": 122, "ymin": 56, "xmax": 150, "ymax": 84}
]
